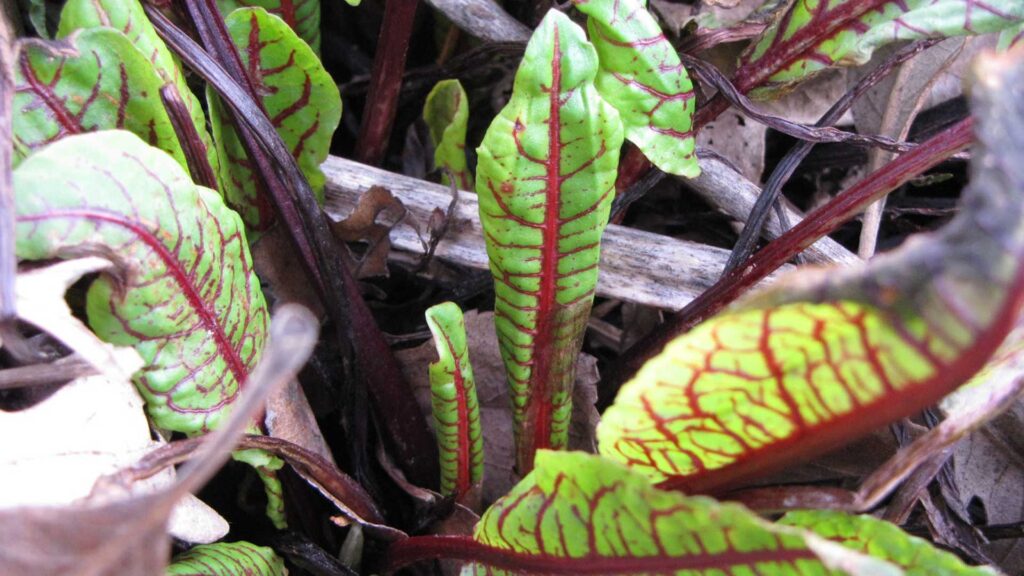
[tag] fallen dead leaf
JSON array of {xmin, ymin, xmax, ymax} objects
[{"xmin": 330, "ymin": 185, "xmax": 408, "ymax": 279}]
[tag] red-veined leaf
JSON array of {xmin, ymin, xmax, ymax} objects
[
  {"xmin": 780, "ymin": 511, "xmax": 994, "ymax": 575},
  {"xmin": 598, "ymin": 50, "xmax": 1024, "ymax": 494},
  {"xmin": 572, "ymin": 0, "xmax": 700, "ymax": 178},
  {"xmin": 208, "ymin": 6, "xmax": 341, "ymax": 230},
  {"xmin": 426, "ymin": 302, "xmax": 484, "ymax": 501},
  {"xmin": 475, "ymin": 10, "xmax": 623, "ymax": 473},
  {"xmin": 217, "ymin": 0, "xmax": 322, "ymax": 53},
  {"xmin": 167, "ymin": 541, "xmax": 286, "ymax": 576},
  {"xmin": 13, "ymin": 130, "xmax": 287, "ymax": 527},
  {"xmin": 13, "ymin": 28, "xmax": 187, "ymax": 169},
  {"xmin": 56, "ymin": 0, "xmax": 222, "ymax": 188},
  {"xmin": 735, "ymin": 0, "xmax": 1024, "ymax": 100}
]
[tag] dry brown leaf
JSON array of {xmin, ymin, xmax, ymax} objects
[
  {"xmin": 696, "ymin": 110, "xmax": 767, "ymax": 183},
  {"xmin": 397, "ymin": 309, "xmax": 600, "ymax": 505},
  {"xmin": 330, "ymin": 185, "xmax": 407, "ymax": 279}
]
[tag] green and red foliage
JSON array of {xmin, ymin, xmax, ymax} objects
[
  {"xmin": 425, "ymin": 302, "xmax": 483, "ymax": 499},
  {"xmin": 208, "ymin": 6, "xmax": 341, "ymax": 230},
  {"xmin": 476, "ymin": 10, "xmax": 623, "ymax": 474},
  {"xmin": 6, "ymin": 0, "xmax": 1024, "ymax": 574},
  {"xmin": 599, "ymin": 51, "xmax": 1024, "ymax": 494}
]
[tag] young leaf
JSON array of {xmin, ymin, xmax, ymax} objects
[
  {"xmin": 462, "ymin": 450, "xmax": 828, "ymax": 574},
  {"xmin": 779, "ymin": 511, "xmax": 995, "ymax": 575},
  {"xmin": 571, "ymin": 0, "xmax": 700, "ymax": 178},
  {"xmin": 598, "ymin": 51, "xmax": 1024, "ymax": 494},
  {"xmin": 166, "ymin": 541, "xmax": 286, "ymax": 576},
  {"xmin": 56, "ymin": 0, "xmax": 222, "ymax": 189},
  {"xmin": 735, "ymin": 0, "xmax": 1024, "ymax": 100},
  {"xmin": 217, "ymin": 0, "xmax": 322, "ymax": 53},
  {"xmin": 426, "ymin": 302, "xmax": 483, "ymax": 499},
  {"xmin": 13, "ymin": 28, "xmax": 187, "ymax": 169},
  {"xmin": 423, "ymin": 79, "xmax": 473, "ymax": 191},
  {"xmin": 208, "ymin": 6, "xmax": 342, "ymax": 230},
  {"xmin": 475, "ymin": 10, "xmax": 623, "ymax": 473}
]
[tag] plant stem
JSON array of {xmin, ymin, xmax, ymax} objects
[
  {"xmin": 355, "ymin": 0, "xmax": 419, "ymax": 166},
  {"xmin": 159, "ymin": 84, "xmax": 219, "ymax": 191},
  {"xmin": 605, "ymin": 116, "xmax": 973, "ymax": 390}
]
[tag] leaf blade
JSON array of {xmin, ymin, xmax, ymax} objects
[
  {"xmin": 167, "ymin": 541, "xmax": 286, "ymax": 576},
  {"xmin": 598, "ymin": 50, "xmax": 1024, "ymax": 493},
  {"xmin": 736, "ymin": 0, "xmax": 1024, "ymax": 100},
  {"xmin": 426, "ymin": 302, "xmax": 484, "ymax": 499},
  {"xmin": 15, "ymin": 130, "xmax": 268, "ymax": 434},
  {"xmin": 423, "ymin": 79, "xmax": 473, "ymax": 190},
  {"xmin": 209, "ymin": 6, "xmax": 341, "ymax": 230},
  {"xmin": 13, "ymin": 29, "xmax": 187, "ymax": 170},
  {"xmin": 572, "ymin": 0, "xmax": 700, "ymax": 177},
  {"xmin": 475, "ymin": 10, "xmax": 623, "ymax": 472}
]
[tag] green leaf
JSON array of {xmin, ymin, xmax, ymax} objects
[
  {"xmin": 464, "ymin": 450, "xmax": 832, "ymax": 575},
  {"xmin": 475, "ymin": 10, "xmax": 623, "ymax": 473},
  {"xmin": 426, "ymin": 302, "xmax": 483, "ymax": 498},
  {"xmin": 14, "ymin": 130, "xmax": 287, "ymax": 528},
  {"xmin": 779, "ymin": 511, "xmax": 996, "ymax": 575},
  {"xmin": 217, "ymin": 0, "xmax": 322, "ymax": 54},
  {"xmin": 598, "ymin": 51, "xmax": 1024, "ymax": 493},
  {"xmin": 15, "ymin": 130, "xmax": 267, "ymax": 434},
  {"xmin": 998, "ymin": 23, "xmax": 1024, "ymax": 51},
  {"xmin": 56, "ymin": 0, "xmax": 222, "ymax": 189},
  {"xmin": 209, "ymin": 6, "xmax": 342, "ymax": 230},
  {"xmin": 571, "ymin": 0, "xmax": 700, "ymax": 178},
  {"xmin": 13, "ymin": 28, "xmax": 187, "ymax": 170},
  {"xmin": 166, "ymin": 541, "xmax": 286, "ymax": 576},
  {"xmin": 423, "ymin": 79, "xmax": 474, "ymax": 191},
  {"xmin": 736, "ymin": 0, "xmax": 1024, "ymax": 100}
]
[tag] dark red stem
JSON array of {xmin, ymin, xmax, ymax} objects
[
  {"xmin": 382, "ymin": 535, "xmax": 818, "ymax": 574},
  {"xmin": 607, "ymin": 117, "xmax": 974, "ymax": 388},
  {"xmin": 159, "ymin": 84, "xmax": 219, "ymax": 191},
  {"xmin": 355, "ymin": 0, "xmax": 419, "ymax": 166}
]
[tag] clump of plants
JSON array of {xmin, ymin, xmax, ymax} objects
[{"xmin": 2, "ymin": 0, "xmax": 1024, "ymax": 574}]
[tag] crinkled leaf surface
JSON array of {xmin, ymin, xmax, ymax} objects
[
  {"xmin": 426, "ymin": 302, "xmax": 483, "ymax": 498},
  {"xmin": 423, "ymin": 79, "xmax": 473, "ymax": 190},
  {"xmin": 572, "ymin": 0, "xmax": 700, "ymax": 177},
  {"xmin": 56, "ymin": 0, "xmax": 222, "ymax": 188},
  {"xmin": 736, "ymin": 0, "xmax": 1024, "ymax": 99},
  {"xmin": 476, "ymin": 10, "xmax": 622, "ymax": 473},
  {"xmin": 209, "ymin": 6, "xmax": 341, "ymax": 230},
  {"xmin": 166, "ymin": 541, "xmax": 286, "ymax": 576},
  {"xmin": 14, "ymin": 130, "xmax": 268, "ymax": 435},
  {"xmin": 780, "ymin": 511, "xmax": 996, "ymax": 575},
  {"xmin": 218, "ymin": 0, "xmax": 322, "ymax": 54},
  {"xmin": 598, "ymin": 52, "xmax": 1024, "ymax": 493},
  {"xmin": 13, "ymin": 28, "xmax": 187, "ymax": 169},
  {"xmin": 462, "ymin": 450, "xmax": 829, "ymax": 575}
]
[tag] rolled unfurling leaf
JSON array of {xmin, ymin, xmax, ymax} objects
[
  {"xmin": 423, "ymin": 79, "xmax": 473, "ymax": 190},
  {"xmin": 476, "ymin": 10, "xmax": 623, "ymax": 473},
  {"xmin": 55, "ymin": 0, "xmax": 221, "ymax": 187},
  {"xmin": 599, "ymin": 50, "xmax": 1024, "ymax": 493},
  {"xmin": 736, "ymin": 0, "xmax": 1024, "ymax": 99},
  {"xmin": 217, "ymin": 0, "xmax": 323, "ymax": 53},
  {"xmin": 167, "ymin": 541, "xmax": 286, "ymax": 576},
  {"xmin": 14, "ymin": 130, "xmax": 287, "ymax": 527},
  {"xmin": 780, "ymin": 511, "xmax": 995, "ymax": 575},
  {"xmin": 426, "ymin": 302, "xmax": 483, "ymax": 499},
  {"xmin": 13, "ymin": 28, "xmax": 187, "ymax": 169},
  {"xmin": 572, "ymin": 0, "xmax": 699, "ymax": 178},
  {"xmin": 209, "ymin": 7, "xmax": 342, "ymax": 230}
]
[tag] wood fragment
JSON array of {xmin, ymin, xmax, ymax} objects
[
  {"xmin": 322, "ymin": 156, "xmax": 793, "ymax": 311},
  {"xmin": 422, "ymin": 0, "xmax": 530, "ymax": 43}
]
